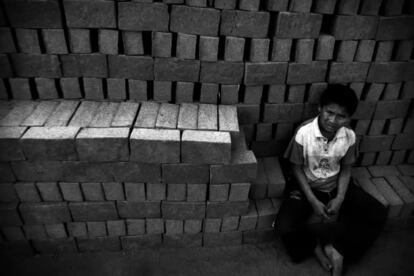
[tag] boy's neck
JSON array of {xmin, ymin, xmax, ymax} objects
[{"xmin": 318, "ymin": 118, "xmax": 336, "ymax": 141}]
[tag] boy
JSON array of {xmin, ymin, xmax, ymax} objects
[{"xmin": 275, "ymin": 85, "xmax": 387, "ymax": 276}]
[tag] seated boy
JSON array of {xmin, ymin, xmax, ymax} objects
[{"xmin": 275, "ymin": 84, "xmax": 387, "ymax": 276}]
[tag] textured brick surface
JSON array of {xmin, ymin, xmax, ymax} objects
[
  {"xmin": 171, "ymin": 5, "xmax": 220, "ymax": 36},
  {"xmin": 221, "ymin": 10, "xmax": 270, "ymax": 38},
  {"xmin": 118, "ymin": 3, "xmax": 168, "ymax": 31}
]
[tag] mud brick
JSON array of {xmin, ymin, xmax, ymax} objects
[
  {"xmin": 155, "ymin": 103, "xmax": 179, "ymax": 129},
  {"xmin": 336, "ymin": 40, "xmax": 358, "ymax": 62},
  {"xmin": 390, "ymin": 151, "xmax": 406, "ymax": 165},
  {"xmin": 263, "ymin": 103, "xmax": 303, "ymax": 123},
  {"xmin": 129, "ymin": 80, "xmax": 148, "ymax": 101},
  {"xmin": 59, "ymin": 182, "xmax": 83, "ymax": 202},
  {"xmin": 152, "ymin": 32, "xmax": 172, "ymax": 58},
  {"xmin": 176, "ymin": 33, "xmax": 197, "ymax": 59},
  {"xmin": 383, "ymin": 0, "xmax": 404, "ymax": 15},
  {"xmin": 68, "ymin": 101, "xmax": 99, "ymax": 127},
  {"xmin": 109, "ymin": 55, "xmax": 153, "ymax": 80},
  {"xmin": 14, "ymin": 182, "xmax": 39, "ymax": 202},
  {"xmin": 152, "ymin": 81, "xmax": 172, "ymax": 102},
  {"xmin": 0, "ymin": 127, "xmax": 26, "ymax": 161},
  {"xmin": 275, "ymin": 12, "xmax": 322, "ymax": 38},
  {"xmin": 351, "ymin": 167, "xmax": 371, "ymax": 179},
  {"xmin": 352, "ymin": 101, "xmax": 376, "ymax": 120},
  {"xmin": 199, "ymin": 36, "xmax": 219, "ymax": 61},
  {"xmin": 106, "ymin": 220, "xmax": 126, "ymax": 236},
  {"xmin": 392, "ymin": 134, "xmax": 414, "ymax": 150},
  {"xmin": 372, "ymin": 178, "xmax": 403, "ymax": 218},
  {"xmin": 164, "ymin": 232, "xmax": 203, "ymax": 248},
  {"xmin": 1, "ymin": 226, "xmax": 25, "ymax": 241},
  {"xmin": 368, "ymin": 120, "xmax": 385, "ymax": 135},
  {"xmin": 264, "ymin": 157, "xmax": 286, "ymax": 198},
  {"xmin": 175, "ymin": 82, "xmax": 193, "ymax": 103},
  {"xmin": 0, "ymin": 183, "xmax": 18, "ymax": 202},
  {"xmin": 354, "ymin": 40, "xmax": 375, "ymax": 62},
  {"xmin": 163, "ymin": 163, "xmax": 209, "ymax": 184},
  {"xmin": 79, "ymin": 77, "xmax": 103, "ymax": 98},
  {"xmin": 239, "ymin": 0, "xmax": 260, "ymax": 11},
  {"xmin": 32, "ymin": 238, "xmax": 77, "ymax": 254},
  {"xmin": 70, "ymin": 201, "xmax": 118, "ymax": 222},
  {"xmin": 295, "ymin": 39, "xmax": 314, "ymax": 63},
  {"xmin": 64, "ymin": 1, "xmax": 115, "ymax": 28},
  {"xmin": 243, "ymin": 86, "xmax": 262, "ymax": 104},
  {"xmin": 106, "ymin": 79, "xmax": 126, "ymax": 100},
  {"xmin": 11, "ymin": 54, "xmax": 61, "ymax": 78},
  {"xmin": 5, "ymin": 0, "xmax": 62, "ymax": 28},
  {"xmin": 111, "ymin": 102, "xmax": 139, "ymax": 128},
  {"xmin": 206, "ymin": 201, "xmax": 249, "ymax": 218},
  {"xmin": 287, "ymin": 85, "xmax": 305, "ymax": 102},
  {"xmin": 224, "ymin": 37, "xmax": 245, "ymax": 62},
  {"xmin": 360, "ymin": 152, "xmax": 376, "ymax": 166},
  {"xmin": 90, "ymin": 102, "xmax": 120, "ymax": 127},
  {"xmin": 116, "ymin": 162, "xmax": 161, "ymax": 183},
  {"xmin": 167, "ymin": 184, "xmax": 186, "ymax": 201},
  {"xmin": 97, "ymin": 29, "xmax": 118, "ymax": 54},
  {"xmin": 204, "ymin": 231, "xmax": 242, "ymax": 247},
  {"xmin": 36, "ymin": 182, "xmax": 62, "ymax": 202},
  {"xmin": 264, "ymin": 0, "xmax": 289, "ymax": 11},
  {"xmin": 218, "ymin": 105, "xmax": 239, "ymax": 133},
  {"xmin": 0, "ymin": 162, "xmax": 16, "ymax": 182},
  {"xmin": 397, "ymin": 165, "xmax": 414, "ymax": 176},
  {"xmin": 400, "ymin": 176, "xmax": 414, "ymax": 194},
  {"xmin": 403, "ymin": 118, "xmax": 414, "ymax": 134},
  {"xmin": 186, "ymin": 0, "xmax": 207, "ymax": 7},
  {"xmin": 200, "ymin": 61, "xmax": 244, "ymax": 84},
  {"xmin": 69, "ymin": 29, "xmax": 91, "ymax": 53},
  {"xmin": 245, "ymin": 62, "xmax": 288, "ymax": 86},
  {"xmin": 121, "ymin": 234, "xmax": 162, "ymax": 250},
  {"xmin": 147, "ymin": 183, "xmax": 166, "ymax": 201},
  {"xmin": 21, "ymin": 126, "xmax": 79, "ymax": 161},
  {"xmin": 395, "ymin": 40, "xmax": 414, "ymax": 61},
  {"xmin": 315, "ymin": 35, "xmax": 335, "ymax": 61},
  {"xmin": 0, "ymin": 203, "xmax": 21, "ymax": 226},
  {"xmin": 81, "ymin": 183, "xmax": 104, "ymax": 201},
  {"xmin": 118, "ymin": 201, "xmax": 160, "ymax": 219},
  {"xmin": 271, "ymin": 38, "xmax": 292, "ymax": 62},
  {"xmin": 0, "ymin": 28, "xmax": 16, "ymax": 53},
  {"xmin": 375, "ymin": 101, "xmax": 410, "ymax": 120},
  {"xmin": 45, "ymin": 223, "xmax": 67, "ymax": 239},
  {"xmin": 162, "ymin": 201, "xmax": 205, "ymax": 219},
  {"xmin": 335, "ymin": 0, "xmax": 359, "ymax": 14},
  {"xmin": 165, "ymin": 220, "xmax": 183, "ymax": 235},
  {"xmin": 122, "ymin": 31, "xmax": 144, "ymax": 55},
  {"xmin": 198, "ymin": 104, "xmax": 217, "ymax": 130},
  {"xmin": 101, "ymin": 182, "xmax": 124, "ymax": 201},
  {"xmin": 329, "ymin": 62, "xmax": 370, "ymax": 83},
  {"xmin": 290, "ymin": 0, "xmax": 313, "ymax": 12},
  {"xmin": 360, "ymin": 135, "xmax": 394, "ymax": 152},
  {"xmin": 377, "ymin": 16, "xmax": 414, "ymax": 40},
  {"xmin": 118, "ymin": 2, "xmax": 168, "ymax": 31},
  {"xmin": 386, "ymin": 176, "xmax": 414, "ymax": 217},
  {"xmin": 61, "ymin": 54, "xmax": 107, "ymax": 78},
  {"xmin": 8, "ymin": 79, "xmax": 31, "ymax": 100},
  {"xmin": 374, "ymin": 41, "xmax": 394, "ymax": 62},
  {"xmin": 126, "ymin": 219, "xmax": 145, "ymax": 235},
  {"xmin": 76, "ymin": 128, "xmax": 129, "ymax": 162},
  {"xmin": 59, "ymin": 78, "xmax": 81, "ymax": 99},
  {"xmin": 221, "ymin": 10, "xmax": 269, "ymax": 38},
  {"xmin": 204, "ymin": 218, "xmax": 221, "ymax": 232},
  {"xmin": 359, "ymin": 0, "xmax": 382, "ymax": 15},
  {"xmin": 87, "ymin": 221, "xmax": 106, "ymax": 237},
  {"xmin": 209, "ymin": 184, "xmax": 229, "ymax": 202},
  {"xmin": 20, "ymin": 202, "xmax": 70, "ymax": 224},
  {"xmin": 221, "ymin": 216, "xmax": 239, "ymax": 232},
  {"xmin": 15, "ymin": 28, "xmax": 41, "ymax": 54},
  {"xmin": 78, "ymin": 236, "xmax": 121, "ymax": 252},
  {"xmin": 23, "ymin": 224, "xmax": 47, "ymax": 240},
  {"xmin": 41, "ymin": 29, "xmax": 67, "ymax": 54},
  {"xmin": 130, "ymin": 128, "xmax": 180, "ymax": 163},
  {"xmin": 331, "ymin": 15, "xmax": 378, "ymax": 40},
  {"xmin": 239, "ymin": 201, "xmax": 258, "ymax": 231},
  {"xmin": 267, "ymin": 84, "xmax": 285, "ymax": 103},
  {"xmin": 255, "ymin": 123, "xmax": 272, "ymax": 141},
  {"xmin": 177, "ymin": 103, "xmax": 198, "ymax": 130},
  {"xmin": 184, "ymin": 220, "xmax": 202, "ymax": 233},
  {"xmin": 365, "ymin": 83, "xmax": 384, "ymax": 101},
  {"xmin": 34, "ymin": 78, "xmax": 58, "ymax": 99},
  {"xmin": 401, "ymin": 82, "xmax": 414, "ymax": 99},
  {"xmin": 370, "ymin": 62, "xmax": 413, "ymax": 83},
  {"xmin": 0, "ymin": 55, "xmax": 12, "ymax": 79},
  {"xmin": 256, "ymin": 199, "xmax": 277, "ymax": 229},
  {"xmin": 171, "ymin": 5, "xmax": 219, "ymax": 36},
  {"xmin": 383, "ymin": 83, "xmax": 402, "ymax": 100},
  {"xmin": 287, "ymin": 61, "xmax": 327, "ymax": 85},
  {"xmin": 228, "ymin": 183, "xmax": 250, "ymax": 202},
  {"xmin": 187, "ymin": 184, "xmax": 207, "ymax": 202},
  {"xmin": 200, "ymin": 83, "xmax": 219, "ymax": 104},
  {"xmin": 376, "ymin": 151, "xmax": 392, "ymax": 165},
  {"xmin": 215, "ymin": 0, "xmax": 236, "ymax": 9},
  {"xmin": 368, "ymin": 165, "xmax": 401, "ymax": 177},
  {"xmin": 220, "ymin": 85, "xmax": 239, "ymax": 105}
]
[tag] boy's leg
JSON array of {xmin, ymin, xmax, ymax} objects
[
  {"xmin": 332, "ymin": 181, "xmax": 388, "ymax": 262},
  {"xmin": 274, "ymin": 190, "xmax": 316, "ymax": 262}
]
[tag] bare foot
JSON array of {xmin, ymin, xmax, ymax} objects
[
  {"xmin": 314, "ymin": 243, "xmax": 332, "ymax": 271},
  {"xmin": 324, "ymin": 244, "xmax": 343, "ymax": 276}
]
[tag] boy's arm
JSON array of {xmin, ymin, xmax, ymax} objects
[
  {"xmin": 292, "ymin": 164, "xmax": 329, "ymax": 219},
  {"xmin": 326, "ymin": 164, "xmax": 352, "ymax": 215}
]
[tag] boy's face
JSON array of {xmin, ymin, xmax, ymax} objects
[{"xmin": 318, "ymin": 103, "xmax": 351, "ymax": 135}]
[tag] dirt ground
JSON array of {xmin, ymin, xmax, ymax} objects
[{"xmin": 2, "ymin": 228, "xmax": 414, "ymax": 276}]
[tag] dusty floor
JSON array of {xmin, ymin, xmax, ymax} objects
[{"xmin": 2, "ymin": 229, "xmax": 414, "ymax": 276}]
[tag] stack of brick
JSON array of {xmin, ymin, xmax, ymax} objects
[
  {"xmin": 0, "ymin": 0, "xmax": 413, "ymax": 167},
  {"xmin": 1, "ymin": 99, "xmax": 288, "ymax": 254}
]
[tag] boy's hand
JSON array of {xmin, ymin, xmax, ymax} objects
[
  {"xmin": 310, "ymin": 199, "xmax": 329, "ymax": 219},
  {"xmin": 326, "ymin": 197, "xmax": 344, "ymax": 215}
]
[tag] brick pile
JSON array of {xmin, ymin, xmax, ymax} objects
[{"xmin": 0, "ymin": 0, "xmax": 413, "ymax": 166}]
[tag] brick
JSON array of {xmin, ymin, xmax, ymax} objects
[
  {"xmin": 167, "ymin": 184, "xmax": 186, "ymax": 201},
  {"xmin": 256, "ymin": 199, "xmax": 277, "ymax": 229},
  {"xmin": 204, "ymin": 218, "xmax": 221, "ymax": 232},
  {"xmin": 98, "ymin": 29, "xmax": 118, "ymax": 55},
  {"xmin": 204, "ymin": 231, "xmax": 242, "ymax": 247},
  {"xmin": 376, "ymin": 16, "xmax": 414, "ymax": 40},
  {"xmin": 130, "ymin": 128, "xmax": 180, "ymax": 163},
  {"xmin": 81, "ymin": 183, "xmax": 104, "ymax": 201},
  {"xmin": 209, "ymin": 184, "xmax": 229, "ymax": 202},
  {"xmin": 199, "ymin": 36, "xmax": 219, "ymax": 61},
  {"xmin": 244, "ymin": 62, "xmax": 288, "ymax": 86},
  {"xmin": 100, "ymin": 182, "xmax": 124, "ymax": 201},
  {"xmin": 8, "ymin": 79, "xmax": 31, "ymax": 100},
  {"xmin": 263, "ymin": 157, "xmax": 286, "ymax": 197},
  {"xmin": 221, "ymin": 217, "xmax": 239, "ymax": 232},
  {"xmin": 263, "ymin": 103, "xmax": 303, "ymax": 123},
  {"xmin": 110, "ymin": 102, "xmax": 139, "ymax": 128},
  {"xmin": 198, "ymin": 104, "xmax": 217, "ymax": 130},
  {"xmin": 352, "ymin": 101, "xmax": 376, "ymax": 120},
  {"xmin": 163, "ymin": 232, "xmax": 203, "ymax": 248},
  {"xmin": 126, "ymin": 219, "xmax": 145, "ymax": 235},
  {"xmin": 0, "ymin": 55, "xmax": 12, "ymax": 79},
  {"xmin": 147, "ymin": 183, "xmax": 166, "ymax": 201},
  {"xmin": 368, "ymin": 165, "xmax": 401, "ymax": 177},
  {"xmin": 271, "ymin": 38, "xmax": 291, "ymax": 62},
  {"xmin": 5, "ymin": 0, "xmax": 62, "ymax": 28},
  {"xmin": 121, "ymin": 234, "xmax": 162, "ymax": 250},
  {"xmin": 336, "ymin": 0, "xmax": 360, "ymax": 14},
  {"xmin": 165, "ymin": 220, "xmax": 183, "ymax": 235},
  {"xmin": 287, "ymin": 61, "xmax": 327, "ymax": 84},
  {"xmin": 118, "ymin": 201, "xmax": 160, "ymax": 219},
  {"xmin": 176, "ymin": 33, "xmax": 197, "ymax": 59},
  {"xmin": 152, "ymin": 32, "xmax": 172, "ymax": 58},
  {"xmin": 108, "ymin": 55, "xmax": 153, "ymax": 80},
  {"xmin": 331, "ymin": 15, "xmax": 378, "ymax": 40},
  {"xmin": 287, "ymin": 85, "xmax": 306, "ymax": 103},
  {"xmin": 106, "ymin": 78, "xmax": 126, "ymax": 100},
  {"xmin": 239, "ymin": 0, "xmax": 260, "ymax": 11},
  {"xmin": 23, "ymin": 224, "xmax": 47, "ymax": 240},
  {"xmin": 21, "ymin": 126, "xmax": 79, "ymax": 161},
  {"xmin": 239, "ymin": 201, "xmax": 257, "ymax": 231},
  {"xmin": 162, "ymin": 201, "xmax": 205, "ymax": 219},
  {"xmin": 295, "ymin": 39, "xmax": 314, "ymax": 63},
  {"xmin": 224, "ymin": 37, "xmax": 245, "ymax": 62},
  {"xmin": 77, "ymin": 236, "xmax": 121, "ymax": 252},
  {"xmin": 315, "ymin": 35, "xmax": 335, "ymax": 60},
  {"xmin": 128, "ymin": 80, "xmax": 147, "ymax": 100},
  {"xmin": 0, "ymin": 127, "xmax": 26, "ymax": 161},
  {"xmin": 45, "ymin": 223, "xmax": 67, "ymax": 239},
  {"xmin": 82, "ymin": 77, "xmax": 103, "ymax": 100},
  {"xmin": 390, "ymin": 151, "xmax": 406, "ymax": 165},
  {"xmin": 372, "ymin": 178, "xmax": 403, "ymax": 218},
  {"xmin": 0, "ymin": 203, "xmax": 21, "ymax": 226},
  {"xmin": 163, "ymin": 163, "xmax": 209, "ymax": 184},
  {"xmin": 383, "ymin": 83, "xmax": 402, "ymax": 100},
  {"xmin": 32, "ymin": 238, "xmax": 77, "ymax": 254},
  {"xmin": 0, "ymin": 162, "xmax": 16, "ymax": 182},
  {"xmin": 118, "ymin": 2, "xmax": 168, "ymax": 31},
  {"xmin": 69, "ymin": 29, "xmax": 91, "ymax": 53},
  {"xmin": 36, "ymin": 182, "xmax": 62, "ymax": 202},
  {"xmin": 215, "ymin": 0, "xmax": 236, "ymax": 9},
  {"xmin": 2, "ymin": 226, "xmax": 25, "ymax": 241},
  {"xmin": 187, "ymin": 184, "xmax": 207, "ymax": 202},
  {"xmin": 368, "ymin": 120, "xmax": 386, "ymax": 135},
  {"xmin": 0, "ymin": 183, "xmax": 18, "ymax": 202},
  {"xmin": 221, "ymin": 10, "xmax": 270, "ymax": 38},
  {"xmin": 383, "ymin": 0, "xmax": 404, "ymax": 16},
  {"xmin": 368, "ymin": 62, "xmax": 414, "ymax": 83},
  {"xmin": 177, "ymin": 103, "xmax": 198, "ymax": 130},
  {"xmin": 289, "ymin": 0, "xmax": 312, "ymax": 12},
  {"xmin": 386, "ymin": 176, "xmax": 414, "ymax": 217},
  {"xmin": 365, "ymin": 83, "xmax": 384, "ymax": 101},
  {"xmin": 186, "ymin": 0, "xmax": 207, "ymax": 7},
  {"xmin": 171, "ymin": 5, "xmax": 220, "ymax": 36},
  {"xmin": 397, "ymin": 165, "xmax": 414, "ymax": 176},
  {"xmin": 400, "ymin": 176, "xmax": 414, "ymax": 194},
  {"xmin": 256, "ymin": 123, "xmax": 272, "ymax": 141},
  {"xmin": 146, "ymin": 218, "xmax": 163, "ymax": 234},
  {"xmin": 244, "ymin": 86, "xmax": 263, "ymax": 104},
  {"xmin": 42, "ymin": 29, "xmax": 68, "ymax": 54},
  {"xmin": 336, "ymin": 40, "xmax": 358, "ymax": 62},
  {"xmin": 87, "ymin": 221, "xmax": 106, "ymax": 237},
  {"xmin": 354, "ymin": 40, "xmax": 375, "ymax": 62},
  {"xmin": 64, "ymin": 1, "xmax": 115, "ymax": 28},
  {"xmin": 153, "ymin": 81, "xmax": 172, "ymax": 102},
  {"xmin": 70, "ymin": 202, "xmax": 118, "ymax": 222},
  {"xmin": 68, "ymin": 101, "xmax": 99, "ymax": 127},
  {"xmin": 11, "ymin": 54, "xmax": 61, "ymax": 78},
  {"xmin": 267, "ymin": 84, "xmax": 285, "ymax": 103},
  {"xmin": 220, "ymin": 85, "xmax": 239, "ymax": 104},
  {"xmin": 218, "ymin": 105, "xmax": 239, "ymax": 133},
  {"xmin": 275, "ymin": 12, "xmax": 322, "ymax": 38},
  {"xmin": 206, "ymin": 201, "xmax": 249, "ymax": 218},
  {"xmin": 58, "ymin": 78, "xmax": 80, "ymax": 99},
  {"xmin": 135, "ymin": 102, "xmax": 159, "ymax": 128},
  {"xmin": 360, "ymin": 135, "xmax": 394, "ymax": 152},
  {"xmin": 76, "ymin": 128, "xmax": 129, "ymax": 162},
  {"xmin": 199, "ymin": 83, "xmax": 218, "ymax": 104},
  {"xmin": 264, "ymin": 0, "xmax": 289, "ymax": 11},
  {"xmin": 395, "ymin": 40, "xmax": 414, "ymax": 61},
  {"xmin": 155, "ymin": 58, "xmax": 200, "ymax": 83},
  {"xmin": 200, "ymin": 61, "xmax": 244, "ymax": 84},
  {"xmin": 392, "ymin": 134, "xmax": 414, "ymax": 150},
  {"xmin": 34, "ymin": 78, "xmax": 58, "ymax": 99},
  {"xmin": 61, "ymin": 54, "xmax": 107, "ymax": 78},
  {"xmin": 360, "ymin": 152, "xmax": 376, "ymax": 166},
  {"xmin": 15, "ymin": 28, "xmax": 41, "ymax": 54},
  {"xmin": 59, "ymin": 182, "xmax": 83, "ymax": 202},
  {"xmin": 375, "ymin": 41, "xmax": 394, "ymax": 62},
  {"xmin": 360, "ymin": 0, "xmax": 382, "ymax": 15},
  {"xmin": 401, "ymin": 82, "xmax": 414, "ymax": 99},
  {"xmin": 20, "ymin": 202, "xmax": 70, "ymax": 224},
  {"xmin": 175, "ymin": 82, "xmax": 194, "ymax": 103},
  {"xmin": 44, "ymin": 101, "xmax": 78, "ymax": 127},
  {"xmin": 0, "ymin": 28, "xmax": 16, "ymax": 53},
  {"xmin": 329, "ymin": 62, "xmax": 370, "ymax": 83},
  {"xmin": 122, "ymin": 31, "xmax": 144, "ymax": 55},
  {"xmin": 228, "ymin": 183, "xmax": 250, "ymax": 202},
  {"xmin": 184, "ymin": 220, "xmax": 202, "ymax": 233},
  {"xmin": 376, "ymin": 151, "xmax": 391, "ymax": 165},
  {"xmin": 124, "ymin": 183, "xmax": 145, "ymax": 201},
  {"xmin": 374, "ymin": 100, "xmax": 410, "ymax": 120},
  {"xmin": 90, "ymin": 102, "xmax": 120, "ymax": 128}
]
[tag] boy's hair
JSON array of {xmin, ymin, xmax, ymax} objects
[{"xmin": 320, "ymin": 84, "xmax": 358, "ymax": 116}]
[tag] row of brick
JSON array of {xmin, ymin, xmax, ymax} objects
[
  {"xmin": 2, "ymin": 54, "xmax": 414, "ymax": 84},
  {"xmin": 0, "ymin": 182, "xmax": 250, "ymax": 203},
  {"xmin": 2, "ymin": 1, "xmax": 413, "ymax": 40},
  {"xmin": 358, "ymin": 150, "xmax": 414, "ymax": 166},
  {"xmin": 2, "ymin": 26, "xmax": 413, "ymax": 64}
]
